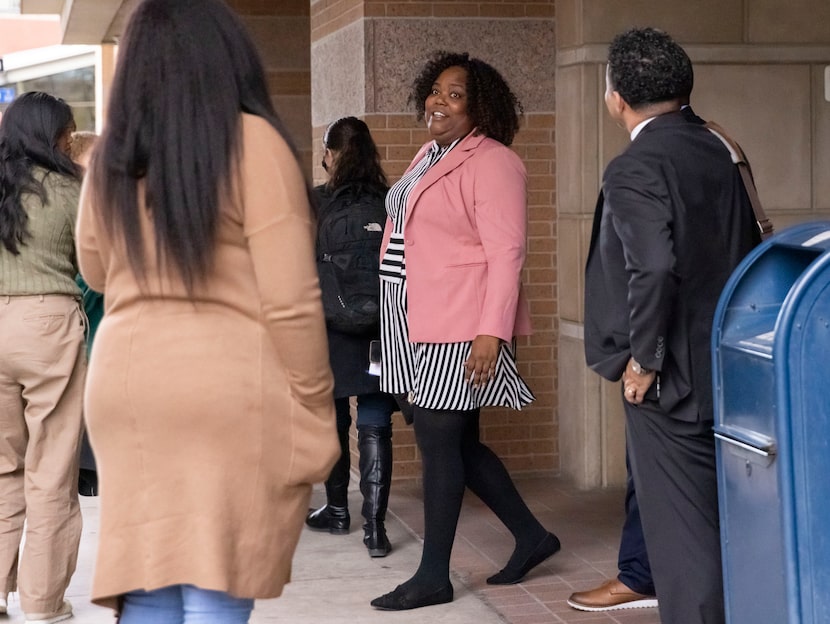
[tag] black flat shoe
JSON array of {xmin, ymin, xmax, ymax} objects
[
  {"xmin": 486, "ymin": 532, "xmax": 561, "ymax": 585},
  {"xmin": 370, "ymin": 582, "xmax": 453, "ymax": 611}
]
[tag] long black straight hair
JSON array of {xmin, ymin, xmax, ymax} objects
[
  {"xmin": 0, "ymin": 91, "xmax": 79, "ymax": 254},
  {"xmin": 88, "ymin": 0, "xmax": 298, "ymax": 292}
]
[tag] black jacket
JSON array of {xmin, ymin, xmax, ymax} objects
[{"xmin": 584, "ymin": 110, "xmax": 760, "ymax": 422}]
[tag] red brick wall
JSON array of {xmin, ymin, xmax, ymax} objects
[
  {"xmin": 229, "ymin": 0, "xmax": 309, "ymax": 15},
  {"xmin": 229, "ymin": 0, "xmax": 313, "ymax": 173}
]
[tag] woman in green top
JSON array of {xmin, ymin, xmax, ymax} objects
[{"xmin": 0, "ymin": 91, "xmax": 84, "ymax": 623}]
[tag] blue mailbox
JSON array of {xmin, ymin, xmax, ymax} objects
[{"xmin": 712, "ymin": 221, "xmax": 830, "ymax": 624}]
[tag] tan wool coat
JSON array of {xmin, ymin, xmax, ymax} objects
[{"xmin": 75, "ymin": 114, "xmax": 339, "ymax": 608}]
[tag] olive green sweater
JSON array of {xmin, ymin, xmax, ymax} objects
[{"xmin": 0, "ymin": 167, "xmax": 82, "ymax": 296}]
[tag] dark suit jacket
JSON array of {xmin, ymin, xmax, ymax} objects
[{"xmin": 584, "ymin": 110, "xmax": 760, "ymax": 422}]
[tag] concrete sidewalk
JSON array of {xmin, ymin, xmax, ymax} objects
[
  {"xmin": 1, "ymin": 491, "xmax": 506, "ymax": 624},
  {"xmin": 253, "ymin": 488, "xmax": 507, "ymax": 624},
  {"xmin": 2, "ymin": 478, "xmax": 663, "ymax": 623}
]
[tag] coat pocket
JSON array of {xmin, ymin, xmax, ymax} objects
[
  {"xmin": 656, "ymin": 352, "xmax": 693, "ymax": 413},
  {"xmin": 285, "ymin": 399, "xmax": 340, "ymax": 486}
]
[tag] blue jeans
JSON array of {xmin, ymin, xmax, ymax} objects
[
  {"xmin": 335, "ymin": 392, "xmax": 396, "ymax": 430},
  {"xmin": 119, "ymin": 585, "xmax": 254, "ymax": 624}
]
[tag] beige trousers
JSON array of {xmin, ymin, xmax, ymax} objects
[{"xmin": 0, "ymin": 295, "xmax": 85, "ymax": 614}]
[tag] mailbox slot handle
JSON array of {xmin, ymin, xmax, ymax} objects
[{"xmin": 714, "ymin": 431, "xmax": 776, "ymax": 457}]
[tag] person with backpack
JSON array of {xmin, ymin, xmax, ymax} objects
[{"xmin": 306, "ymin": 116, "xmax": 399, "ymax": 558}]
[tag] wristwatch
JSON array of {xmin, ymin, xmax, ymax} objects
[{"xmin": 631, "ymin": 359, "xmax": 652, "ymax": 375}]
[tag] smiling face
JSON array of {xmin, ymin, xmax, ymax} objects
[{"xmin": 425, "ymin": 65, "xmax": 475, "ymax": 146}]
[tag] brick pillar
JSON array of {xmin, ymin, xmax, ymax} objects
[
  {"xmin": 228, "ymin": 0, "xmax": 313, "ymax": 176},
  {"xmin": 312, "ymin": 1, "xmax": 558, "ymax": 480}
]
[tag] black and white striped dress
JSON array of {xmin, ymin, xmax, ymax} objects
[{"xmin": 378, "ymin": 140, "xmax": 535, "ymax": 411}]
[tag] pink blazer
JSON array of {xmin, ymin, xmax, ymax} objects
[{"xmin": 381, "ymin": 131, "xmax": 532, "ymax": 343}]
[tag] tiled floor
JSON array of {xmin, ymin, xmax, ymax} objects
[{"xmin": 389, "ymin": 476, "xmax": 663, "ymax": 624}]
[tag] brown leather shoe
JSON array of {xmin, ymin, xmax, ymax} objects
[{"xmin": 567, "ymin": 578, "xmax": 658, "ymax": 612}]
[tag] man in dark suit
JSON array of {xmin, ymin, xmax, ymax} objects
[
  {"xmin": 583, "ymin": 28, "xmax": 760, "ymax": 624},
  {"xmin": 569, "ymin": 101, "xmax": 707, "ymax": 614}
]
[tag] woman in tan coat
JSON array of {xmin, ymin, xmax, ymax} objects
[{"xmin": 75, "ymin": 1, "xmax": 339, "ymax": 621}]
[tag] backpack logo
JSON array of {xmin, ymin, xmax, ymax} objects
[{"xmin": 316, "ymin": 188, "xmax": 386, "ymax": 335}]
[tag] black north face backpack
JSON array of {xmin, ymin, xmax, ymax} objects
[{"xmin": 315, "ymin": 184, "xmax": 386, "ymax": 335}]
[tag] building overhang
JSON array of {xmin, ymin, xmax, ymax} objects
[
  {"xmin": 0, "ymin": 44, "xmax": 96, "ymax": 86},
  {"xmin": 20, "ymin": 0, "xmax": 132, "ymax": 44}
]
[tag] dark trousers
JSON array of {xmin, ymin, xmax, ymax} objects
[
  {"xmin": 617, "ymin": 451, "xmax": 654, "ymax": 596},
  {"xmin": 625, "ymin": 400, "xmax": 725, "ymax": 624}
]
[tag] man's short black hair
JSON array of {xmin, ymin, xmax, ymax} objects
[{"xmin": 607, "ymin": 27, "xmax": 694, "ymax": 110}]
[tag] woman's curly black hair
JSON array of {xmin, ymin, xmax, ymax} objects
[{"xmin": 408, "ymin": 51, "xmax": 523, "ymax": 146}]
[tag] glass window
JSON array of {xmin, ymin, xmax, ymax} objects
[{"xmin": 0, "ymin": 66, "xmax": 95, "ymax": 131}]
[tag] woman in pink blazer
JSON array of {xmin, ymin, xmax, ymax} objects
[{"xmin": 371, "ymin": 51, "xmax": 560, "ymax": 611}]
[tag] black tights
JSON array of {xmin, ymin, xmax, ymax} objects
[{"xmin": 406, "ymin": 406, "xmax": 547, "ymax": 589}]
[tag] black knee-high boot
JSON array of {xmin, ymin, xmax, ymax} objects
[
  {"xmin": 358, "ymin": 425, "xmax": 393, "ymax": 557},
  {"xmin": 306, "ymin": 421, "xmax": 351, "ymax": 534}
]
